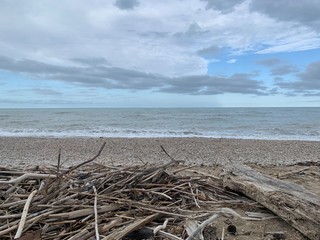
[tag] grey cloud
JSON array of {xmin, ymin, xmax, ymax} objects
[
  {"xmin": 114, "ymin": 0, "xmax": 140, "ymax": 10},
  {"xmin": 174, "ymin": 23, "xmax": 209, "ymax": 45},
  {"xmin": 0, "ymin": 55, "xmax": 165, "ymax": 90},
  {"xmin": 0, "ymin": 55, "xmax": 77, "ymax": 74},
  {"xmin": 72, "ymin": 58, "xmax": 110, "ymax": 66},
  {"xmin": 256, "ymin": 58, "xmax": 281, "ymax": 67},
  {"xmin": 250, "ymin": 0, "xmax": 320, "ymax": 31},
  {"xmin": 32, "ymin": 88, "xmax": 62, "ymax": 95},
  {"xmin": 303, "ymin": 92, "xmax": 320, "ymax": 97},
  {"xmin": 200, "ymin": 0, "xmax": 245, "ymax": 13},
  {"xmin": 0, "ymin": 55, "xmax": 267, "ymax": 96},
  {"xmin": 160, "ymin": 74, "xmax": 267, "ymax": 95},
  {"xmin": 296, "ymin": 61, "xmax": 320, "ymax": 89},
  {"xmin": 267, "ymin": 87, "xmax": 281, "ymax": 95},
  {"xmin": 256, "ymin": 58, "xmax": 298, "ymax": 76},
  {"xmin": 273, "ymin": 77, "xmax": 284, "ymax": 83},
  {"xmin": 277, "ymin": 61, "xmax": 320, "ymax": 93},
  {"xmin": 7, "ymin": 87, "xmax": 62, "ymax": 96},
  {"xmin": 271, "ymin": 65, "xmax": 298, "ymax": 76},
  {"xmin": 197, "ymin": 45, "xmax": 220, "ymax": 58}
]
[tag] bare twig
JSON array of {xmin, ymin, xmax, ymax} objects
[
  {"xmin": 65, "ymin": 142, "xmax": 106, "ymax": 174},
  {"xmin": 0, "ymin": 173, "xmax": 56, "ymax": 184},
  {"xmin": 93, "ymin": 186, "xmax": 100, "ymax": 240},
  {"xmin": 186, "ymin": 208, "xmax": 243, "ymax": 240},
  {"xmin": 153, "ymin": 218, "xmax": 169, "ymax": 235},
  {"xmin": 57, "ymin": 148, "xmax": 61, "ymax": 175},
  {"xmin": 14, "ymin": 190, "xmax": 38, "ymax": 239},
  {"xmin": 161, "ymin": 145, "xmax": 179, "ymax": 163}
]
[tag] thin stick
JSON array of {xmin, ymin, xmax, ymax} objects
[
  {"xmin": 186, "ymin": 213, "xmax": 220, "ymax": 240},
  {"xmin": 14, "ymin": 190, "xmax": 38, "ymax": 239},
  {"xmin": 153, "ymin": 218, "xmax": 169, "ymax": 235},
  {"xmin": 160, "ymin": 145, "xmax": 177, "ymax": 162},
  {"xmin": 221, "ymin": 227, "xmax": 225, "ymax": 240},
  {"xmin": 65, "ymin": 142, "xmax": 106, "ymax": 174},
  {"xmin": 147, "ymin": 227, "xmax": 183, "ymax": 240},
  {"xmin": 189, "ymin": 182, "xmax": 200, "ymax": 208},
  {"xmin": 0, "ymin": 173, "xmax": 56, "ymax": 184},
  {"xmin": 186, "ymin": 208, "xmax": 243, "ymax": 240},
  {"xmin": 57, "ymin": 148, "xmax": 61, "ymax": 175},
  {"xmin": 93, "ymin": 186, "xmax": 100, "ymax": 240}
]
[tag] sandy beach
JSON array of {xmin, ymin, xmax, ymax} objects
[{"xmin": 1, "ymin": 137, "xmax": 319, "ymax": 167}]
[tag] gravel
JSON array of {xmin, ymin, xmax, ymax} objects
[{"xmin": 0, "ymin": 137, "xmax": 319, "ymax": 167}]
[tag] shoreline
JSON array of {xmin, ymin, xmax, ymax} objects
[{"xmin": 1, "ymin": 137, "xmax": 319, "ymax": 167}]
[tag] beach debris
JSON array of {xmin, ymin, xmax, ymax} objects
[
  {"xmin": 0, "ymin": 142, "xmax": 312, "ymax": 239},
  {"xmin": 224, "ymin": 164, "xmax": 320, "ymax": 240}
]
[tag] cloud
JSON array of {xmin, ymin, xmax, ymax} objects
[
  {"xmin": 72, "ymin": 58, "xmax": 110, "ymax": 66},
  {"xmin": 227, "ymin": 59, "xmax": 236, "ymax": 64},
  {"xmin": 250, "ymin": 0, "xmax": 320, "ymax": 32},
  {"xmin": 0, "ymin": 0, "xmax": 320, "ymax": 106},
  {"xmin": 271, "ymin": 65, "xmax": 298, "ymax": 76},
  {"xmin": 197, "ymin": 45, "xmax": 220, "ymax": 58},
  {"xmin": 32, "ymin": 88, "xmax": 62, "ymax": 95},
  {"xmin": 200, "ymin": 0, "xmax": 246, "ymax": 13},
  {"xmin": 256, "ymin": 58, "xmax": 298, "ymax": 76},
  {"xmin": 114, "ymin": 0, "xmax": 140, "ymax": 10},
  {"xmin": 0, "ymin": 0, "xmax": 318, "ymax": 80},
  {"xmin": 256, "ymin": 58, "xmax": 282, "ymax": 67},
  {"xmin": 0, "ymin": 55, "xmax": 267, "ymax": 96},
  {"xmin": 277, "ymin": 61, "xmax": 320, "ymax": 93},
  {"xmin": 160, "ymin": 73, "xmax": 267, "ymax": 95}
]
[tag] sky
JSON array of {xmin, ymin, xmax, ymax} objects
[{"xmin": 0, "ymin": 0, "xmax": 320, "ymax": 108}]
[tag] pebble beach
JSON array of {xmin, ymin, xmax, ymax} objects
[{"xmin": 1, "ymin": 137, "xmax": 319, "ymax": 167}]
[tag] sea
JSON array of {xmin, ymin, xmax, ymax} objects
[{"xmin": 0, "ymin": 108, "xmax": 319, "ymax": 141}]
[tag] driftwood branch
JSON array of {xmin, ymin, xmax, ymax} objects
[
  {"xmin": 93, "ymin": 185, "xmax": 100, "ymax": 240},
  {"xmin": 0, "ymin": 173, "xmax": 56, "ymax": 184},
  {"xmin": 224, "ymin": 164, "xmax": 320, "ymax": 240},
  {"xmin": 65, "ymin": 141, "xmax": 106, "ymax": 174},
  {"xmin": 14, "ymin": 190, "xmax": 38, "ymax": 238}
]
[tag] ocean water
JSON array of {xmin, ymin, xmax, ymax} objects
[{"xmin": 0, "ymin": 108, "xmax": 319, "ymax": 140}]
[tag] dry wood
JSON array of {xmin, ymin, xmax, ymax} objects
[
  {"xmin": 153, "ymin": 218, "xmax": 169, "ymax": 235},
  {"xmin": 0, "ymin": 173, "xmax": 56, "ymax": 184},
  {"xmin": 102, "ymin": 213, "xmax": 161, "ymax": 240},
  {"xmin": 49, "ymin": 204, "xmax": 120, "ymax": 219},
  {"xmin": 93, "ymin": 185, "xmax": 100, "ymax": 240},
  {"xmin": 14, "ymin": 189, "xmax": 38, "ymax": 238},
  {"xmin": 277, "ymin": 166, "xmax": 309, "ymax": 179},
  {"xmin": 0, "ymin": 143, "xmax": 312, "ymax": 239},
  {"xmin": 224, "ymin": 164, "xmax": 320, "ymax": 240},
  {"xmin": 64, "ymin": 141, "xmax": 106, "ymax": 174}
]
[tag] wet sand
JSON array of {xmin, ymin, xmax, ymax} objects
[{"xmin": 0, "ymin": 137, "xmax": 319, "ymax": 167}]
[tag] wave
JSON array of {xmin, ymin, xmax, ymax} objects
[{"xmin": 0, "ymin": 127, "xmax": 319, "ymax": 141}]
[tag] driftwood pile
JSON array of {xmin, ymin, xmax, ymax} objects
[{"xmin": 1, "ymin": 142, "xmax": 318, "ymax": 239}]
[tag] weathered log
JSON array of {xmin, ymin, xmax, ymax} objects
[{"xmin": 223, "ymin": 164, "xmax": 320, "ymax": 240}]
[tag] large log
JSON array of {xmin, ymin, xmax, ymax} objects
[{"xmin": 223, "ymin": 164, "xmax": 320, "ymax": 240}]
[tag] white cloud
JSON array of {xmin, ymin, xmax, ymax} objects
[
  {"xmin": 0, "ymin": 0, "xmax": 319, "ymax": 79},
  {"xmin": 227, "ymin": 59, "xmax": 237, "ymax": 64}
]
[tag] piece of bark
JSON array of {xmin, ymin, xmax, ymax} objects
[{"xmin": 223, "ymin": 164, "xmax": 320, "ymax": 240}]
